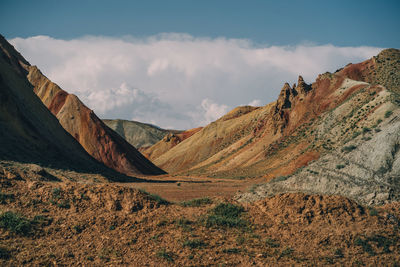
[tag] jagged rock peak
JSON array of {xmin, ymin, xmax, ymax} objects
[
  {"xmin": 276, "ymin": 83, "xmax": 294, "ymax": 110},
  {"xmin": 295, "ymin": 75, "xmax": 312, "ymax": 95}
]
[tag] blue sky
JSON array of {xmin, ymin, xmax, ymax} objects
[
  {"xmin": 1, "ymin": 0, "xmax": 399, "ymax": 47},
  {"xmin": 1, "ymin": 1, "xmax": 399, "ymax": 129}
]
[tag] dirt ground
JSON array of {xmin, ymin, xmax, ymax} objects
[{"xmin": 121, "ymin": 174, "xmax": 264, "ymax": 202}]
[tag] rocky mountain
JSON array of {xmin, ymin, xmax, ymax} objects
[
  {"xmin": 145, "ymin": 49, "xmax": 400, "ymax": 203},
  {"xmin": 0, "ymin": 35, "xmax": 107, "ymax": 174},
  {"xmin": 102, "ymin": 119, "xmax": 180, "ymax": 149},
  {"xmin": 0, "ymin": 36, "xmax": 166, "ymax": 176}
]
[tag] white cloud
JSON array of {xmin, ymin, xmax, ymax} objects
[
  {"xmin": 10, "ymin": 34, "xmax": 382, "ymax": 129},
  {"xmin": 199, "ymin": 99, "xmax": 229, "ymax": 125},
  {"xmin": 248, "ymin": 99, "xmax": 262, "ymax": 106}
]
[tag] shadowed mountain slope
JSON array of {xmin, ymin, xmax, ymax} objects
[
  {"xmin": 0, "ymin": 36, "xmax": 166, "ymax": 176},
  {"xmin": 0, "ymin": 35, "xmax": 107, "ymax": 174}
]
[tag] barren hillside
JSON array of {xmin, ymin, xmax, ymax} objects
[
  {"xmin": 0, "ymin": 36, "xmax": 166, "ymax": 176},
  {"xmin": 147, "ymin": 50, "xmax": 400, "ymax": 183}
]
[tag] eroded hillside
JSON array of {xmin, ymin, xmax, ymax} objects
[
  {"xmin": 0, "ymin": 35, "xmax": 107, "ymax": 174},
  {"xmin": 146, "ymin": 50, "xmax": 400, "ymax": 183}
]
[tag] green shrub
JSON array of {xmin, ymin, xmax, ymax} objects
[
  {"xmin": 57, "ymin": 200, "xmax": 70, "ymax": 209},
  {"xmin": 354, "ymin": 237, "xmax": 374, "ymax": 255},
  {"xmin": 273, "ymin": 176, "xmax": 289, "ymax": 182},
  {"xmin": 0, "ymin": 211, "xmax": 33, "ymax": 236},
  {"xmin": 334, "ymin": 248, "xmax": 344, "ymax": 258},
  {"xmin": 181, "ymin": 197, "xmax": 212, "ymax": 207},
  {"xmin": 0, "ymin": 246, "xmax": 10, "ymax": 259},
  {"xmin": 342, "ymin": 145, "xmax": 357, "ymax": 153},
  {"xmin": 265, "ymin": 238, "xmax": 280, "ymax": 248},
  {"xmin": 384, "ymin": 110, "xmax": 393, "ymax": 118},
  {"xmin": 362, "ymin": 127, "xmax": 371, "ymax": 133},
  {"xmin": 73, "ymin": 224, "xmax": 84, "ymax": 234},
  {"xmin": 52, "ymin": 188, "xmax": 62, "ymax": 198},
  {"xmin": 352, "ymin": 131, "xmax": 361, "ymax": 139},
  {"xmin": 279, "ymin": 247, "xmax": 294, "ymax": 259},
  {"xmin": 0, "ymin": 192, "xmax": 14, "ymax": 204},
  {"xmin": 222, "ymin": 248, "xmax": 241, "ymax": 254},
  {"xmin": 183, "ymin": 239, "xmax": 206, "ymax": 249},
  {"xmin": 32, "ymin": 215, "xmax": 53, "ymax": 226},
  {"xmin": 203, "ymin": 203, "xmax": 247, "ymax": 228},
  {"xmin": 336, "ymin": 164, "xmax": 345, "ymax": 169},
  {"xmin": 156, "ymin": 248, "xmax": 174, "ymax": 262},
  {"xmin": 136, "ymin": 189, "xmax": 169, "ymax": 205},
  {"xmin": 149, "ymin": 194, "xmax": 169, "ymax": 205},
  {"xmin": 368, "ymin": 207, "xmax": 379, "ymax": 216}
]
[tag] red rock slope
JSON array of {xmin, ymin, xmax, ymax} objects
[
  {"xmin": 25, "ymin": 66, "xmax": 165, "ymax": 176},
  {"xmin": 0, "ymin": 35, "xmax": 108, "ymax": 173}
]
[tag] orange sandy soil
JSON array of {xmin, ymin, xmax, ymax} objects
[
  {"xmin": 120, "ymin": 174, "xmax": 263, "ymax": 202},
  {"xmin": 1, "ymin": 175, "xmax": 399, "ymax": 266}
]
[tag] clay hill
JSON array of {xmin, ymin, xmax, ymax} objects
[
  {"xmin": 141, "ymin": 127, "xmax": 203, "ymax": 160},
  {"xmin": 143, "ymin": 49, "xmax": 400, "ymax": 205},
  {"xmin": 0, "ymin": 35, "xmax": 109, "ymax": 175},
  {"xmin": 102, "ymin": 119, "xmax": 181, "ymax": 149},
  {"xmin": 0, "ymin": 36, "xmax": 165, "ymax": 176}
]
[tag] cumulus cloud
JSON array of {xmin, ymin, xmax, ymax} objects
[
  {"xmin": 199, "ymin": 99, "xmax": 229, "ymax": 125},
  {"xmin": 10, "ymin": 34, "xmax": 382, "ymax": 129}
]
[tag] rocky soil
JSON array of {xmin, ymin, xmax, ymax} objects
[{"xmin": 0, "ymin": 173, "xmax": 399, "ymax": 266}]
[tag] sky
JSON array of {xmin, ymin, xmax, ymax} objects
[{"xmin": 1, "ymin": 0, "xmax": 399, "ymax": 129}]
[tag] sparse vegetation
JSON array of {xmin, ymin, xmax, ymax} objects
[
  {"xmin": 265, "ymin": 238, "xmax": 280, "ymax": 248},
  {"xmin": 181, "ymin": 197, "xmax": 212, "ymax": 207},
  {"xmin": 203, "ymin": 203, "xmax": 247, "ymax": 228},
  {"xmin": 0, "ymin": 192, "xmax": 14, "ymax": 204},
  {"xmin": 279, "ymin": 247, "xmax": 294, "ymax": 259},
  {"xmin": 183, "ymin": 239, "xmax": 206, "ymax": 249},
  {"xmin": 273, "ymin": 176, "xmax": 289, "ymax": 182},
  {"xmin": 342, "ymin": 145, "xmax": 357, "ymax": 153},
  {"xmin": 222, "ymin": 248, "xmax": 241, "ymax": 254},
  {"xmin": 156, "ymin": 248, "xmax": 175, "ymax": 262},
  {"xmin": 73, "ymin": 224, "xmax": 84, "ymax": 234},
  {"xmin": 52, "ymin": 187, "xmax": 62, "ymax": 198},
  {"xmin": 368, "ymin": 207, "xmax": 379, "ymax": 216},
  {"xmin": 139, "ymin": 189, "xmax": 169, "ymax": 205},
  {"xmin": 0, "ymin": 211, "xmax": 33, "ymax": 236},
  {"xmin": 175, "ymin": 217, "xmax": 193, "ymax": 231},
  {"xmin": 57, "ymin": 200, "xmax": 70, "ymax": 209},
  {"xmin": 0, "ymin": 246, "xmax": 10, "ymax": 259},
  {"xmin": 334, "ymin": 248, "xmax": 344, "ymax": 258},
  {"xmin": 362, "ymin": 127, "xmax": 371, "ymax": 133},
  {"xmin": 336, "ymin": 164, "xmax": 345, "ymax": 169},
  {"xmin": 385, "ymin": 110, "xmax": 393, "ymax": 118}
]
